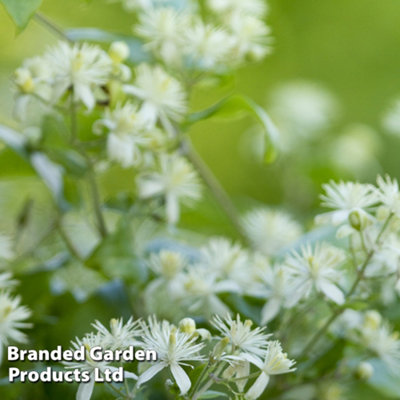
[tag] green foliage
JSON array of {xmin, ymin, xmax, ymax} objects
[
  {"xmin": 187, "ymin": 95, "xmax": 280, "ymax": 163},
  {"xmin": 0, "ymin": 0, "xmax": 42, "ymax": 30}
]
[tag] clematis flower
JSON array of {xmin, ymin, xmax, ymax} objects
[{"xmin": 137, "ymin": 316, "xmax": 204, "ymax": 395}]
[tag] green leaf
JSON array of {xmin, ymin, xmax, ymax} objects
[
  {"xmin": 30, "ymin": 151, "xmax": 68, "ymax": 210},
  {"xmin": 0, "ymin": 0, "xmax": 42, "ymax": 30},
  {"xmin": 66, "ymin": 28, "xmax": 150, "ymax": 64},
  {"xmin": 187, "ymin": 95, "xmax": 280, "ymax": 163},
  {"xmin": 367, "ymin": 358, "xmax": 400, "ymax": 398},
  {"xmin": 86, "ymin": 220, "xmax": 148, "ymax": 283},
  {"xmin": 0, "ymin": 124, "xmax": 27, "ymax": 156}
]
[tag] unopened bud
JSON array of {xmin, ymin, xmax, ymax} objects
[
  {"xmin": 356, "ymin": 361, "xmax": 374, "ymax": 380},
  {"xmin": 109, "ymin": 41, "xmax": 130, "ymax": 63},
  {"xmin": 364, "ymin": 310, "xmax": 381, "ymax": 330},
  {"xmin": 179, "ymin": 318, "xmax": 196, "ymax": 334},
  {"xmin": 212, "ymin": 337, "xmax": 230, "ymax": 360},
  {"xmin": 15, "ymin": 68, "xmax": 34, "ymax": 93}
]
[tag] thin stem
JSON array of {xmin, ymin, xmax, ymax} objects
[
  {"xmin": 182, "ymin": 139, "xmax": 246, "ymax": 242},
  {"xmin": 57, "ymin": 221, "xmax": 83, "ymax": 261},
  {"xmin": 69, "ymin": 96, "xmax": 108, "ymax": 239},
  {"xmin": 193, "ymin": 363, "xmax": 225, "ymax": 400},
  {"xmin": 298, "ymin": 212, "xmax": 394, "ymax": 359},
  {"xmin": 34, "ymin": 12, "xmax": 73, "ymax": 43},
  {"xmin": 297, "ymin": 308, "xmax": 343, "ymax": 360},
  {"xmin": 83, "ymin": 162, "xmax": 107, "ymax": 238},
  {"xmin": 189, "ymin": 361, "xmax": 213, "ymax": 398}
]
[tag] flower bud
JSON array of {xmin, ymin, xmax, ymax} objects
[
  {"xmin": 348, "ymin": 210, "xmax": 371, "ymax": 231},
  {"xmin": 356, "ymin": 361, "xmax": 374, "ymax": 380},
  {"xmin": 179, "ymin": 317, "xmax": 196, "ymax": 334},
  {"xmin": 14, "ymin": 68, "xmax": 34, "ymax": 93},
  {"xmin": 349, "ymin": 210, "xmax": 362, "ymax": 230},
  {"xmin": 212, "ymin": 336, "xmax": 230, "ymax": 360},
  {"xmin": 364, "ymin": 310, "xmax": 382, "ymax": 330},
  {"xmin": 109, "ymin": 41, "xmax": 130, "ymax": 64}
]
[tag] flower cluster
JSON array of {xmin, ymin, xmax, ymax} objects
[
  {"xmin": 131, "ymin": 0, "xmax": 272, "ymax": 68},
  {"xmin": 66, "ymin": 314, "xmax": 295, "ymax": 400},
  {"xmin": 0, "ymin": 272, "xmax": 32, "ymax": 365}
]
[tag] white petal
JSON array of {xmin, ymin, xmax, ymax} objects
[
  {"xmin": 245, "ymin": 372, "xmax": 270, "ymax": 400},
  {"xmin": 240, "ymin": 353, "xmax": 264, "ymax": 370},
  {"xmin": 107, "ymin": 134, "xmax": 134, "ymax": 168},
  {"xmin": 261, "ymin": 298, "xmax": 281, "ymax": 324},
  {"xmin": 236, "ymin": 361, "xmax": 250, "ymax": 392},
  {"xmin": 124, "ymin": 370, "xmax": 138, "ymax": 380},
  {"xmin": 166, "ymin": 193, "xmax": 180, "ymax": 224},
  {"xmin": 137, "ymin": 176, "xmax": 165, "ymax": 198},
  {"xmin": 170, "ymin": 363, "xmax": 191, "ymax": 395},
  {"xmin": 137, "ymin": 363, "xmax": 165, "ymax": 386},
  {"xmin": 75, "ymin": 84, "xmax": 95, "ymax": 111},
  {"xmin": 139, "ymin": 101, "xmax": 158, "ymax": 129},
  {"xmin": 107, "ymin": 366, "xmax": 138, "ymax": 380},
  {"xmin": 208, "ymin": 295, "xmax": 231, "ymax": 315},
  {"xmin": 123, "ymin": 84, "xmax": 146, "ymax": 99},
  {"xmin": 319, "ymin": 280, "xmax": 345, "ymax": 305},
  {"xmin": 214, "ymin": 280, "xmax": 241, "ymax": 293},
  {"xmin": 76, "ymin": 377, "xmax": 95, "ymax": 400}
]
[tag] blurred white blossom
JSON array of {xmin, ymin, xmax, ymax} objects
[
  {"xmin": 136, "ymin": 154, "xmax": 202, "ymax": 224},
  {"xmin": 242, "ymin": 208, "xmax": 302, "ymax": 256},
  {"xmin": 283, "ymin": 243, "xmax": 346, "ymax": 306}
]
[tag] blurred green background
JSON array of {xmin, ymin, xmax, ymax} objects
[{"xmin": 1, "ymin": 0, "xmax": 400, "ymax": 223}]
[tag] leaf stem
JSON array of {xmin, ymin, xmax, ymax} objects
[
  {"xmin": 69, "ymin": 96, "xmax": 108, "ymax": 239},
  {"xmin": 182, "ymin": 139, "xmax": 246, "ymax": 242},
  {"xmin": 57, "ymin": 220, "xmax": 83, "ymax": 261},
  {"xmin": 33, "ymin": 12, "xmax": 73, "ymax": 43}
]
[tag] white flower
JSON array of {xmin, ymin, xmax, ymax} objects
[
  {"xmin": 108, "ymin": 41, "xmax": 131, "ymax": 81},
  {"xmin": 382, "ymin": 99, "xmax": 400, "ymax": 137},
  {"xmin": 373, "ymin": 175, "xmax": 400, "ymax": 217},
  {"xmin": 136, "ymin": 154, "xmax": 201, "ymax": 224},
  {"xmin": 228, "ymin": 14, "xmax": 272, "ymax": 62},
  {"xmin": 206, "ymin": 0, "xmax": 268, "ymax": 17},
  {"xmin": 14, "ymin": 56, "xmax": 53, "ymax": 98},
  {"xmin": 183, "ymin": 269, "xmax": 240, "ymax": 316},
  {"xmin": 343, "ymin": 311, "xmax": 400, "ymax": 374},
  {"xmin": 0, "ymin": 272, "xmax": 17, "ymax": 290},
  {"xmin": 283, "ymin": 243, "xmax": 346, "ymax": 306},
  {"xmin": 200, "ymin": 237, "xmax": 249, "ymax": 280},
  {"xmin": 184, "ymin": 21, "xmax": 235, "ymax": 70},
  {"xmin": 124, "ymin": 64, "xmax": 187, "ymax": 132},
  {"xmin": 65, "ymin": 332, "xmax": 137, "ymax": 400},
  {"xmin": 135, "ymin": 7, "xmax": 190, "ymax": 65},
  {"xmin": 94, "ymin": 102, "xmax": 148, "ymax": 167},
  {"xmin": 137, "ymin": 316, "xmax": 204, "ymax": 395},
  {"xmin": 0, "ymin": 292, "xmax": 32, "ymax": 365},
  {"xmin": 244, "ymin": 341, "xmax": 296, "ymax": 400},
  {"xmin": 269, "ymin": 81, "xmax": 338, "ymax": 149},
  {"xmin": 317, "ymin": 180, "xmax": 377, "ymax": 226},
  {"xmin": 92, "ymin": 317, "xmax": 142, "ymax": 351},
  {"xmin": 257, "ymin": 264, "xmax": 291, "ymax": 324},
  {"xmin": 46, "ymin": 41, "xmax": 113, "ymax": 110},
  {"xmin": 212, "ymin": 314, "xmax": 271, "ymax": 359},
  {"xmin": 149, "ymin": 250, "xmax": 187, "ymax": 280},
  {"xmin": 242, "ymin": 208, "xmax": 302, "ymax": 256}
]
